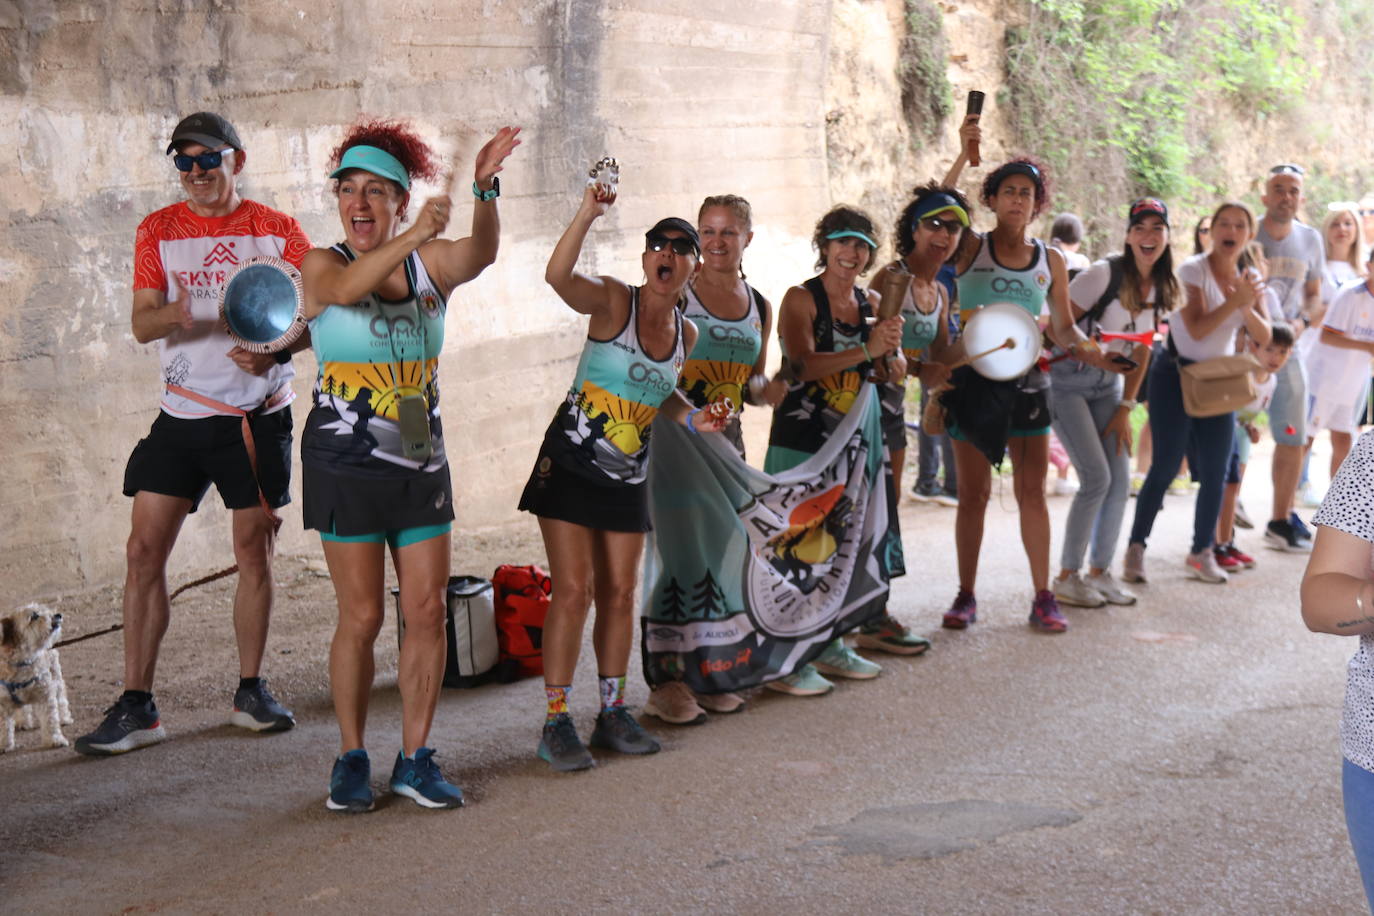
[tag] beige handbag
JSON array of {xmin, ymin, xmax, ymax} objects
[{"xmin": 1178, "ymin": 352, "xmax": 1261, "ymax": 418}]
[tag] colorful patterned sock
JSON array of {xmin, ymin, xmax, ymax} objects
[
  {"xmin": 598, "ymin": 674, "xmax": 626, "ymax": 711},
  {"xmin": 545, "ymin": 685, "xmax": 571, "ymax": 721}
]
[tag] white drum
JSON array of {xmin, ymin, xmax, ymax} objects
[{"xmin": 959, "ymin": 302, "xmax": 1042, "ymax": 381}]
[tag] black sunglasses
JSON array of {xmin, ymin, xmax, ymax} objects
[
  {"xmin": 647, "ymin": 237, "xmax": 696, "ymax": 256},
  {"xmin": 1269, "ymin": 163, "xmax": 1305, "ymax": 177},
  {"xmin": 173, "ymin": 148, "xmax": 231, "ymax": 172},
  {"xmin": 919, "ymin": 216, "xmax": 962, "ymax": 234}
]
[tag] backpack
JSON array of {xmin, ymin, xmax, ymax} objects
[
  {"xmin": 491, "ymin": 564, "xmax": 552, "ymax": 681},
  {"xmin": 1077, "ymin": 253, "xmax": 1126, "ymax": 331},
  {"xmin": 393, "ymin": 576, "xmax": 499, "ymax": 688}
]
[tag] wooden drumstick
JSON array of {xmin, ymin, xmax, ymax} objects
[{"xmin": 951, "ymin": 337, "xmax": 1015, "ymax": 369}]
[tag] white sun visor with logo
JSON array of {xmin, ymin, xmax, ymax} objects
[{"xmin": 218, "ymin": 256, "xmax": 307, "ymax": 354}]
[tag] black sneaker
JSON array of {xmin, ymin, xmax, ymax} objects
[
  {"xmin": 74, "ymin": 693, "xmax": 166, "ymax": 756},
  {"xmin": 538, "ymin": 713, "xmax": 594, "ymax": 772},
  {"xmin": 230, "ymin": 681, "xmax": 296, "ymax": 732},
  {"xmin": 589, "ymin": 707, "xmax": 661, "ymax": 756},
  {"xmin": 1264, "ymin": 519, "xmax": 1311, "ymax": 553},
  {"xmin": 326, "ymin": 749, "xmax": 374, "ymax": 813}
]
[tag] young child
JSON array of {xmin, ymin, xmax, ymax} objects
[{"xmin": 1215, "ymin": 322, "xmax": 1294, "ymax": 568}]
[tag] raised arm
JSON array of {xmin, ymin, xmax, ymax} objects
[
  {"xmin": 544, "ymin": 184, "xmax": 625, "ymax": 318},
  {"xmin": 302, "ymin": 199, "xmax": 450, "ymax": 319},
  {"xmin": 420, "ymin": 126, "xmax": 522, "ymax": 296}
]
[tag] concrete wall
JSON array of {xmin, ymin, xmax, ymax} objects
[{"xmin": 0, "ymin": 0, "xmax": 831, "ymax": 601}]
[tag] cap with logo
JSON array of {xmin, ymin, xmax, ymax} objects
[
  {"xmin": 1128, "ymin": 197, "xmax": 1169, "ymax": 227},
  {"xmin": 165, "ymin": 112, "xmax": 243, "ymax": 155}
]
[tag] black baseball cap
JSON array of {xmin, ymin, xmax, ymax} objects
[
  {"xmin": 165, "ymin": 112, "xmax": 243, "ymax": 154},
  {"xmin": 645, "ymin": 217, "xmax": 701, "ymax": 257},
  {"xmin": 1128, "ymin": 197, "xmax": 1169, "ymax": 227}
]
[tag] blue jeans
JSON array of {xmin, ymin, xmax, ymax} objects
[
  {"xmin": 1344, "ymin": 757, "xmax": 1374, "ymax": 911},
  {"xmin": 917, "ymin": 384, "xmax": 957, "ymax": 494},
  {"xmin": 1049, "ymin": 363, "xmax": 1127, "ymax": 572},
  {"xmin": 1129, "ymin": 351, "xmax": 1234, "ymax": 555}
]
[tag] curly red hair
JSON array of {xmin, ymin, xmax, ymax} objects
[{"xmin": 329, "ymin": 118, "xmax": 442, "ymax": 185}]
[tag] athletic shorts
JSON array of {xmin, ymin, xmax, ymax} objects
[
  {"xmin": 879, "ymin": 381, "xmax": 908, "ymax": 451},
  {"xmin": 1269, "ymin": 356, "xmax": 1307, "ymax": 446},
  {"xmin": 518, "ymin": 443, "xmax": 650, "ymax": 533},
  {"xmin": 320, "ymin": 522, "xmax": 451, "ymax": 549},
  {"xmin": 123, "ymin": 409, "xmax": 292, "ymax": 513},
  {"xmin": 302, "ymin": 461, "xmax": 454, "ymax": 537},
  {"xmin": 948, "ymin": 388, "xmax": 1051, "ymax": 441}
]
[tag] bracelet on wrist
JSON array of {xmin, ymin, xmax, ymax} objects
[
  {"xmin": 861, "ymin": 342, "xmax": 873, "ymax": 362},
  {"xmin": 1118, "ymin": 398, "xmax": 1137, "ymax": 410},
  {"xmin": 472, "ymin": 176, "xmax": 500, "ymax": 201},
  {"xmin": 686, "ymin": 407, "xmax": 702, "ymax": 435}
]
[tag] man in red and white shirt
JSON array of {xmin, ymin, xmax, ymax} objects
[{"xmin": 76, "ymin": 113, "xmax": 311, "ymax": 756}]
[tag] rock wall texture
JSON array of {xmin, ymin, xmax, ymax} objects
[
  {"xmin": 4, "ymin": 0, "xmax": 1370, "ymax": 599},
  {"xmin": 0, "ymin": 0, "xmax": 830, "ymax": 600}
]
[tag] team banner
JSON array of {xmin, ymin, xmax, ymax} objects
[{"xmin": 642, "ymin": 385, "xmax": 903, "ymax": 693}]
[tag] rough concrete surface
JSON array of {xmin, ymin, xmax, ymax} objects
[{"xmin": 1, "ymin": 440, "xmax": 1365, "ymax": 914}]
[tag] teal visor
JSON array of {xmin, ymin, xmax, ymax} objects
[
  {"xmin": 825, "ymin": 229, "xmax": 878, "ymax": 249},
  {"xmin": 328, "ymin": 145, "xmax": 410, "ymax": 190}
]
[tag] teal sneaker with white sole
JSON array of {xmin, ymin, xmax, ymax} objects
[
  {"xmin": 765, "ymin": 663, "xmax": 834, "ymax": 696},
  {"xmin": 389, "ymin": 747, "xmax": 464, "ymax": 809},
  {"xmin": 811, "ymin": 639, "xmax": 882, "ymax": 679}
]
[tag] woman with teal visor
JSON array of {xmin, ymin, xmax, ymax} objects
[
  {"xmin": 300, "ymin": 118, "xmax": 520, "ymax": 814},
  {"xmin": 763, "ymin": 205, "xmax": 906, "ymax": 696}
]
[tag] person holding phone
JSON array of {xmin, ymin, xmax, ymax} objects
[
  {"xmin": 1050, "ymin": 199, "xmax": 1178, "ymax": 608},
  {"xmin": 301, "ymin": 118, "xmax": 521, "ymax": 812}
]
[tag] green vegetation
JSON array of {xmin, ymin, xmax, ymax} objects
[
  {"xmin": 1003, "ymin": 0, "xmax": 1314, "ymax": 228},
  {"xmin": 899, "ymin": 0, "xmax": 954, "ymax": 141}
]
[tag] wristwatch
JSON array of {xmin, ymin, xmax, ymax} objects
[{"xmin": 472, "ymin": 177, "xmax": 500, "ymax": 201}]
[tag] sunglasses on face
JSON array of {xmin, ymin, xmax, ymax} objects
[
  {"xmin": 173, "ymin": 148, "xmax": 231, "ymax": 172},
  {"xmin": 647, "ymin": 237, "xmax": 696, "ymax": 256},
  {"xmin": 919, "ymin": 216, "xmax": 961, "ymax": 234}
]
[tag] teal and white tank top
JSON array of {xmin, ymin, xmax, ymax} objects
[
  {"xmin": 551, "ymin": 288, "xmax": 686, "ymax": 485},
  {"xmin": 678, "ymin": 282, "xmax": 765, "ymax": 409},
  {"xmin": 302, "ymin": 244, "xmax": 447, "ymax": 471},
  {"xmin": 956, "ymin": 235, "xmax": 1052, "ymax": 323}
]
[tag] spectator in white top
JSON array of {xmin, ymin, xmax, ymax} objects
[{"xmin": 75, "ymin": 113, "xmax": 311, "ymax": 758}]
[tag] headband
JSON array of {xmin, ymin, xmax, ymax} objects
[
  {"xmin": 825, "ymin": 229, "xmax": 878, "ymax": 249},
  {"xmin": 990, "ymin": 161, "xmax": 1043, "ymax": 193},
  {"xmin": 329, "ymin": 145, "xmax": 411, "ymax": 190}
]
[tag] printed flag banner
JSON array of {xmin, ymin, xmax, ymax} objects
[{"xmin": 642, "ymin": 385, "xmax": 903, "ymax": 693}]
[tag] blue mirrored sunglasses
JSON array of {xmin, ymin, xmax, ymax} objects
[{"xmin": 172, "ymin": 148, "xmax": 231, "ymax": 172}]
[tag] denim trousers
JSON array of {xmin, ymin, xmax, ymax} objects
[
  {"xmin": 917, "ymin": 384, "xmax": 957, "ymax": 493},
  {"xmin": 1129, "ymin": 350, "xmax": 1234, "ymax": 554},
  {"xmin": 1344, "ymin": 758, "xmax": 1374, "ymax": 912},
  {"xmin": 1049, "ymin": 363, "xmax": 1127, "ymax": 571}
]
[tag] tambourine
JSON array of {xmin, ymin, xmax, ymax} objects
[
  {"xmin": 587, "ymin": 156, "xmax": 619, "ymax": 195},
  {"xmin": 957, "ymin": 302, "xmax": 1041, "ymax": 381},
  {"xmin": 218, "ymin": 256, "xmax": 307, "ymax": 354}
]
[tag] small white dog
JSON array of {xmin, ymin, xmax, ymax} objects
[{"xmin": 1, "ymin": 603, "xmax": 73, "ymax": 752}]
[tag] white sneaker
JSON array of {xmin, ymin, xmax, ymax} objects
[
  {"xmin": 1297, "ymin": 481, "xmax": 1324, "ymax": 509},
  {"xmin": 1052, "ymin": 477, "xmax": 1080, "ymax": 496},
  {"xmin": 1053, "ymin": 571, "xmax": 1106, "ymax": 608},
  {"xmin": 1184, "ymin": 550, "xmax": 1229, "ymax": 584},
  {"xmin": 1085, "ymin": 571, "xmax": 1137, "ymax": 605}
]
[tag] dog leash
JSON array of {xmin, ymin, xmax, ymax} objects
[{"xmin": 51, "ymin": 386, "xmax": 289, "ymax": 651}]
